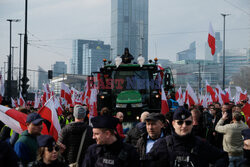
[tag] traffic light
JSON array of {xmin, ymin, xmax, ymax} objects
[{"xmin": 48, "ymin": 70, "xmax": 53, "ymax": 79}]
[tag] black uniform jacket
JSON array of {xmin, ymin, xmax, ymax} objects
[{"xmin": 81, "ymin": 139, "xmax": 140, "ymax": 167}]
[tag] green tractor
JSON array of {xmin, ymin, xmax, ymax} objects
[{"xmin": 91, "ymin": 55, "xmax": 174, "ymax": 121}]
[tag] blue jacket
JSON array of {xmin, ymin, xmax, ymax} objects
[{"xmin": 14, "ymin": 130, "xmax": 39, "ymax": 166}]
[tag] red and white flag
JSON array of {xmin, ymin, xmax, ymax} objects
[
  {"xmin": 88, "ymin": 88, "xmax": 98, "ymax": 117},
  {"xmin": 208, "ymin": 22, "xmax": 216, "ymax": 55},
  {"xmin": 0, "ymin": 105, "xmax": 27, "ymax": 134},
  {"xmin": 38, "ymin": 97, "xmax": 61, "ymax": 141},
  {"xmin": 205, "ymin": 80, "xmax": 216, "ymax": 102},
  {"xmin": 186, "ymin": 83, "xmax": 198, "ymax": 106},
  {"xmin": 53, "ymin": 97, "xmax": 63, "ymax": 116},
  {"xmin": 175, "ymin": 87, "xmax": 183, "ymax": 106},
  {"xmin": 61, "ymin": 82, "xmax": 72, "ymax": 105},
  {"xmin": 11, "ymin": 98, "xmax": 18, "ymax": 108},
  {"xmin": 161, "ymin": 86, "xmax": 169, "ymax": 115},
  {"xmin": 18, "ymin": 92, "xmax": 26, "ymax": 107}
]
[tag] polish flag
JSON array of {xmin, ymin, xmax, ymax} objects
[
  {"xmin": 176, "ymin": 87, "xmax": 183, "ymax": 106},
  {"xmin": 18, "ymin": 92, "xmax": 26, "ymax": 107},
  {"xmin": 161, "ymin": 86, "xmax": 169, "ymax": 115},
  {"xmin": 0, "ymin": 105, "xmax": 27, "ymax": 134},
  {"xmin": 202, "ymin": 94, "xmax": 208, "ymax": 108},
  {"xmin": 88, "ymin": 88, "xmax": 98, "ymax": 117},
  {"xmin": 156, "ymin": 65, "xmax": 165, "ymax": 86},
  {"xmin": 208, "ymin": 22, "xmax": 216, "ymax": 55},
  {"xmin": 240, "ymin": 90, "xmax": 248, "ymax": 102},
  {"xmin": 38, "ymin": 97, "xmax": 61, "ymax": 141},
  {"xmin": 216, "ymin": 84, "xmax": 225, "ymax": 105},
  {"xmin": 11, "ymin": 98, "xmax": 18, "ymax": 108},
  {"xmin": 61, "ymin": 82, "xmax": 72, "ymax": 105},
  {"xmin": 53, "ymin": 97, "xmax": 63, "ymax": 116},
  {"xmin": 43, "ymin": 83, "xmax": 51, "ymax": 101},
  {"xmin": 205, "ymin": 80, "xmax": 216, "ymax": 102},
  {"xmin": 242, "ymin": 102, "xmax": 250, "ymax": 127},
  {"xmin": 186, "ymin": 83, "xmax": 198, "ymax": 106}
]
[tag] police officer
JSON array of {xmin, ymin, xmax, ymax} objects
[
  {"xmin": 144, "ymin": 107, "xmax": 229, "ymax": 167},
  {"xmin": 81, "ymin": 115, "xmax": 140, "ymax": 167},
  {"xmin": 239, "ymin": 128, "xmax": 250, "ymax": 167}
]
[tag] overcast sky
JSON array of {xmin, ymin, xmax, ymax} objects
[{"xmin": 0, "ymin": 0, "xmax": 249, "ymax": 79}]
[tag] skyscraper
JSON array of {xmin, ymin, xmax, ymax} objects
[
  {"xmin": 53, "ymin": 61, "xmax": 67, "ymax": 77},
  {"xmin": 71, "ymin": 40, "xmax": 110, "ymax": 75},
  {"xmin": 111, "ymin": 0, "xmax": 148, "ymax": 62},
  {"xmin": 176, "ymin": 41, "xmax": 196, "ymax": 61}
]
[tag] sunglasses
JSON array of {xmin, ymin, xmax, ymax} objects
[
  {"xmin": 47, "ymin": 145, "xmax": 60, "ymax": 152},
  {"xmin": 176, "ymin": 120, "xmax": 192, "ymax": 126}
]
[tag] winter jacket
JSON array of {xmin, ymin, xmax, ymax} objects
[
  {"xmin": 116, "ymin": 122, "xmax": 125, "ymax": 139},
  {"xmin": 31, "ymin": 159, "xmax": 68, "ymax": 167},
  {"xmin": 125, "ymin": 122, "xmax": 146, "ymax": 146},
  {"xmin": 144, "ymin": 133, "xmax": 229, "ymax": 167},
  {"xmin": 136, "ymin": 130, "xmax": 168, "ymax": 161},
  {"xmin": 58, "ymin": 121, "xmax": 95, "ymax": 165},
  {"xmin": 82, "ymin": 139, "xmax": 140, "ymax": 167},
  {"xmin": 0, "ymin": 140, "xmax": 19, "ymax": 167},
  {"xmin": 215, "ymin": 119, "xmax": 248, "ymax": 156},
  {"xmin": 14, "ymin": 130, "xmax": 39, "ymax": 166}
]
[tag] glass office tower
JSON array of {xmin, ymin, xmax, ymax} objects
[{"xmin": 111, "ymin": 0, "xmax": 148, "ymax": 62}]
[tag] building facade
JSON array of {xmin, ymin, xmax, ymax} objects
[
  {"xmin": 71, "ymin": 40, "xmax": 110, "ymax": 75},
  {"xmin": 53, "ymin": 61, "xmax": 67, "ymax": 77},
  {"xmin": 111, "ymin": 0, "xmax": 148, "ymax": 62},
  {"xmin": 172, "ymin": 60, "xmax": 220, "ymax": 94},
  {"xmin": 176, "ymin": 41, "xmax": 196, "ymax": 61},
  {"xmin": 218, "ymin": 48, "xmax": 250, "ymax": 86},
  {"xmin": 37, "ymin": 66, "xmax": 49, "ymax": 90}
]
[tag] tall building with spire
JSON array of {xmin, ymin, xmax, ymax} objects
[{"xmin": 111, "ymin": 0, "xmax": 148, "ymax": 62}]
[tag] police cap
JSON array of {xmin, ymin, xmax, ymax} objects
[
  {"xmin": 37, "ymin": 135, "xmax": 56, "ymax": 147},
  {"xmin": 91, "ymin": 116, "xmax": 119, "ymax": 130},
  {"xmin": 173, "ymin": 107, "xmax": 191, "ymax": 120}
]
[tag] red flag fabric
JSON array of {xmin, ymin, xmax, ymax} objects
[
  {"xmin": 0, "ymin": 105, "xmax": 27, "ymax": 134},
  {"xmin": 38, "ymin": 98, "xmax": 61, "ymax": 141},
  {"xmin": 206, "ymin": 80, "xmax": 216, "ymax": 102},
  {"xmin": 242, "ymin": 102, "xmax": 250, "ymax": 127},
  {"xmin": 19, "ymin": 92, "xmax": 26, "ymax": 107},
  {"xmin": 186, "ymin": 83, "xmax": 198, "ymax": 106},
  {"xmin": 61, "ymin": 82, "xmax": 72, "ymax": 105},
  {"xmin": 208, "ymin": 22, "xmax": 216, "ymax": 55},
  {"xmin": 161, "ymin": 87, "xmax": 169, "ymax": 115}
]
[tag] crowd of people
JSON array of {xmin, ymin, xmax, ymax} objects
[{"xmin": 0, "ymin": 99, "xmax": 250, "ymax": 167}]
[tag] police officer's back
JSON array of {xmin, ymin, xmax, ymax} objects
[
  {"xmin": 144, "ymin": 107, "xmax": 229, "ymax": 167},
  {"xmin": 82, "ymin": 116, "xmax": 140, "ymax": 167},
  {"xmin": 240, "ymin": 129, "xmax": 250, "ymax": 167}
]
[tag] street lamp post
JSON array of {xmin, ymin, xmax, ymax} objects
[
  {"xmin": 18, "ymin": 33, "xmax": 24, "ymax": 93},
  {"xmin": 22, "ymin": 0, "xmax": 29, "ymax": 99},
  {"xmin": 6, "ymin": 19, "xmax": 20, "ymax": 102},
  {"xmin": 11, "ymin": 46, "xmax": 18, "ymax": 80},
  {"xmin": 221, "ymin": 13, "xmax": 230, "ymax": 90}
]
